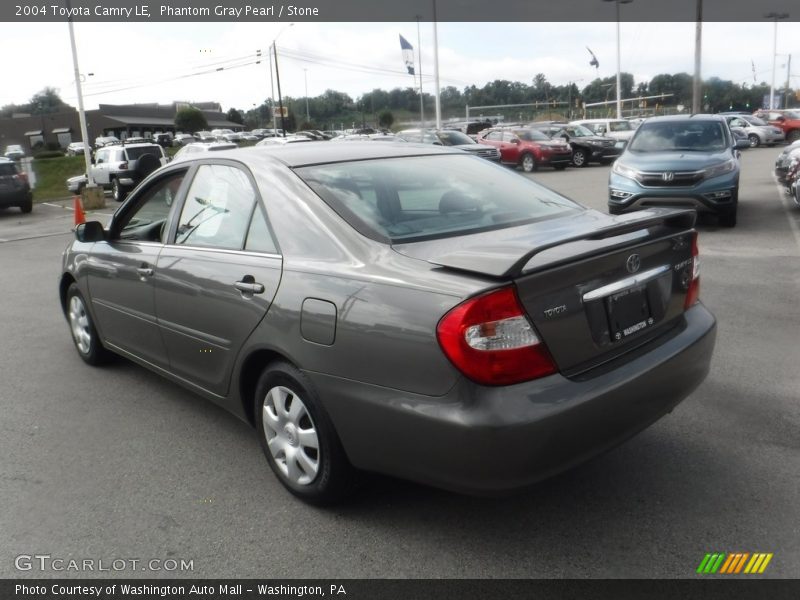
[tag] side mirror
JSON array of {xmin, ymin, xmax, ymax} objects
[{"xmin": 75, "ymin": 221, "xmax": 105, "ymax": 243}]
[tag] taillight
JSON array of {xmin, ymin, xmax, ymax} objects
[
  {"xmin": 436, "ymin": 286, "xmax": 557, "ymax": 386},
  {"xmin": 684, "ymin": 231, "xmax": 700, "ymax": 309}
]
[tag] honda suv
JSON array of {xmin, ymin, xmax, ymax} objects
[
  {"xmin": 89, "ymin": 142, "xmax": 167, "ymax": 201},
  {"xmin": 608, "ymin": 115, "xmax": 748, "ymax": 227}
]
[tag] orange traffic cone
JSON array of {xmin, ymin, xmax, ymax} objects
[{"xmin": 73, "ymin": 196, "xmax": 86, "ymax": 227}]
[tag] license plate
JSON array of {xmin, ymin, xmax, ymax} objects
[{"xmin": 606, "ymin": 286, "xmax": 653, "ymax": 341}]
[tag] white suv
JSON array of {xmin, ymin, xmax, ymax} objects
[{"xmin": 90, "ymin": 142, "xmax": 167, "ymax": 201}]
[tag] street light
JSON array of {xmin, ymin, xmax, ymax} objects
[
  {"xmin": 270, "ymin": 23, "xmax": 294, "ymax": 137},
  {"xmin": 602, "ymin": 0, "xmax": 633, "ymax": 120},
  {"xmin": 765, "ymin": 12, "xmax": 789, "ymax": 110},
  {"xmin": 304, "ymin": 68, "xmax": 310, "ymax": 123}
]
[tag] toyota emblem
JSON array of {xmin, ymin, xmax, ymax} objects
[{"xmin": 626, "ymin": 254, "xmax": 641, "ymax": 274}]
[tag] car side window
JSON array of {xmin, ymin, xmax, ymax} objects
[
  {"xmin": 116, "ymin": 171, "xmax": 187, "ymax": 242},
  {"xmin": 175, "ymin": 164, "xmax": 255, "ymax": 250},
  {"xmin": 244, "ymin": 206, "xmax": 279, "ymax": 254},
  {"xmin": 486, "ymin": 131, "xmax": 502, "ymax": 141}
]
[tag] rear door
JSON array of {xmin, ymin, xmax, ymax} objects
[{"xmin": 155, "ymin": 161, "xmax": 282, "ymax": 396}]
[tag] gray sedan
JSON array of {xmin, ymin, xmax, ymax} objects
[{"xmin": 59, "ymin": 143, "xmax": 716, "ymax": 504}]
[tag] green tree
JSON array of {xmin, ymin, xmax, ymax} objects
[
  {"xmin": 174, "ymin": 107, "xmax": 208, "ymax": 133},
  {"xmin": 226, "ymin": 108, "xmax": 244, "ymax": 125},
  {"xmin": 378, "ymin": 110, "xmax": 394, "ymax": 129},
  {"xmin": 29, "ymin": 87, "xmax": 71, "ymax": 114}
]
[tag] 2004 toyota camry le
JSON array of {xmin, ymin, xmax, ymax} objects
[{"xmin": 60, "ymin": 143, "xmax": 716, "ymax": 504}]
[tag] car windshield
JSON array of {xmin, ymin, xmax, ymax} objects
[
  {"xmin": 784, "ymin": 110, "xmax": 800, "ymax": 119},
  {"xmin": 566, "ymin": 125, "xmax": 596, "ymax": 137},
  {"xmin": 628, "ymin": 120, "xmax": 729, "ymax": 153},
  {"xmin": 515, "ymin": 129, "xmax": 550, "ymax": 142},
  {"xmin": 436, "ymin": 131, "xmax": 474, "ymax": 145},
  {"xmin": 296, "ymin": 155, "xmax": 581, "ymax": 243},
  {"xmin": 608, "ymin": 121, "xmax": 633, "ymax": 132}
]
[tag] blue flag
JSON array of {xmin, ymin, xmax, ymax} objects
[{"xmin": 399, "ymin": 34, "xmax": 415, "ymax": 75}]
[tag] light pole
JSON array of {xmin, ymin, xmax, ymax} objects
[
  {"xmin": 602, "ymin": 0, "xmax": 633, "ymax": 120},
  {"xmin": 304, "ymin": 68, "xmax": 310, "ymax": 124},
  {"xmin": 765, "ymin": 12, "xmax": 789, "ymax": 110},
  {"xmin": 270, "ymin": 23, "xmax": 294, "ymax": 137}
]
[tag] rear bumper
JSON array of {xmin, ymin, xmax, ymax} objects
[
  {"xmin": 310, "ymin": 304, "xmax": 716, "ymax": 494},
  {"xmin": 0, "ymin": 188, "xmax": 32, "ymax": 207}
]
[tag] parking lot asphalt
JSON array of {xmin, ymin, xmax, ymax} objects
[{"xmin": 0, "ymin": 147, "xmax": 798, "ymax": 579}]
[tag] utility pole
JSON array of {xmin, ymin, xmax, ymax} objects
[
  {"xmin": 416, "ymin": 15, "xmax": 425, "ymax": 128},
  {"xmin": 273, "ymin": 40, "xmax": 285, "ymax": 136},
  {"xmin": 692, "ymin": 0, "xmax": 703, "ymax": 114},
  {"xmin": 304, "ymin": 68, "xmax": 310, "ymax": 123},
  {"xmin": 785, "ymin": 55, "xmax": 792, "ymax": 109}
]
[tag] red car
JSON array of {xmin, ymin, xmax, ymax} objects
[
  {"xmin": 478, "ymin": 127, "xmax": 572, "ymax": 172},
  {"xmin": 753, "ymin": 109, "xmax": 800, "ymax": 144}
]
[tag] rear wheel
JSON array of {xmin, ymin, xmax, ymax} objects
[
  {"xmin": 520, "ymin": 153, "xmax": 536, "ymax": 173},
  {"xmin": 572, "ymin": 148, "xmax": 588, "ymax": 167},
  {"xmin": 255, "ymin": 361, "xmax": 355, "ymax": 504},
  {"xmin": 112, "ymin": 178, "xmax": 125, "ymax": 202},
  {"xmin": 19, "ymin": 198, "xmax": 32, "ymax": 214},
  {"xmin": 747, "ymin": 134, "xmax": 760, "ymax": 148}
]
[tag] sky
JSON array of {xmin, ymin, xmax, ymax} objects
[{"xmin": 0, "ymin": 20, "xmax": 798, "ymax": 113}]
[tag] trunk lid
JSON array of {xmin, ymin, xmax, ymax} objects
[{"xmin": 394, "ymin": 207, "xmax": 698, "ymax": 375}]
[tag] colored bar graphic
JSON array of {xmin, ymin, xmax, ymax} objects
[
  {"xmin": 698, "ymin": 552, "xmax": 773, "ymax": 575},
  {"xmin": 758, "ymin": 554, "xmax": 773, "ymax": 573}
]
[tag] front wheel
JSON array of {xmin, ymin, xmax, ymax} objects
[
  {"xmin": 255, "ymin": 361, "xmax": 355, "ymax": 504},
  {"xmin": 520, "ymin": 153, "xmax": 536, "ymax": 173},
  {"xmin": 748, "ymin": 134, "xmax": 760, "ymax": 148},
  {"xmin": 572, "ymin": 148, "xmax": 588, "ymax": 167},
  {"xmin": 66, "ymin": 283, "xmax": 113, "ymax": 365}
]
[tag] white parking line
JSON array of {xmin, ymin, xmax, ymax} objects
[{"xmin": 774, "ymin": 179, "xmax": 800, "ymax": 254}]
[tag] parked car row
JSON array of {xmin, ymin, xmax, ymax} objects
[{"xmin": 775, "ymin": 140, "xmax": 800, "ymax": 208}]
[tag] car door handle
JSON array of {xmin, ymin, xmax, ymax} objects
[
  {"xmin": 136, "ymin": 266, "xmax": 154, "ymax": 277},
  {"xmin": 234, "ymin": 280, "xmax": 265, "ymax": 294}
]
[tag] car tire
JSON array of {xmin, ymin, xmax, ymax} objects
[
  {"xmin": 608, "ymin": 205, "xmax": 624, "ymax": 215},
  {"xmin": 112, "ymin": 178, "xmax": 125, "ymax": 202},
  {"xmin": 747, "ymin": 134, "xmax": 760, "ymax": 148},
  {"xmin": 255, "ymin": 361, "xmax": 355, "ymax": 505},
  {"xmin": 572, "ymin": 148, "xmax": 588, "ymax": 167},
  {"xmin": 719, "ymin": 210, "xmax": 737, "ymax": 228},
  {"xmin": 520, "ymin": 153, "xmax": 536, "ymax": 173},
  {"xmin": 66, "ymin": 283, "xmax": 113, "ymax": 366},
  {"xmin": 20, "ymin": 198, "xmax": 33, "ymax": 214}
]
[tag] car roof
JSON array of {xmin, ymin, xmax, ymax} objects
[
  {"xmin": 179, "ymin": 141, "xmax": 462, "ymax": 168},
  {"xmin": 637, "ymin": 114, "xmax": 726, "ymax": 123}
]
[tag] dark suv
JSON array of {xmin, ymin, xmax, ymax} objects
[
  {"xmin": 89, "ymin": 142, "xmax": 167, "ymax": 201},
  {"xmin": 0, "ymin": 159, "xmax": 33, "ymax": 213},
  {"xmin": 531, "ymin": 122, "xmax": 623, "ymax": 167},
  {"xmin": 753, "ymin": 109, "xmax": 800, "ymax": 144}
]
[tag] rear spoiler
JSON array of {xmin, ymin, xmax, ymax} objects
[{"xmin": 427, "ymin": 208, "xmax": 696, "ymax": 279}]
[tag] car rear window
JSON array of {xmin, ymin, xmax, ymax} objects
[
  {"xmin": 125, "ymin": 146, "xmax": 163, "ymax": 160},
  {"xmin": 0, "ymin": 163, "xmax": 19, "ymax": 176},
  {"xmin": 296, "ymin": 155, "xmax": 581, "ymax": 243}
]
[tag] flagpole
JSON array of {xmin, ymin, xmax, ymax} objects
[
  {"xmin": 416, "ymin": 16, "xmax": 424, "ymax": 128},
  {"xmin": 432, "ymin": 0, "xmax": 442, "ymax": 129}
]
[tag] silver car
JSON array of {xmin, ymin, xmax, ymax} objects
[
  {"xmin": 60, "ymin": 143, "xmax": 716, "ymax": 503},
  {"xmin": 724, "ymin": 115, "xmax": 785, "ymax": 148}
]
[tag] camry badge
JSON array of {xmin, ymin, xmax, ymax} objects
[{"xmin": 626, "ymin": 253, "xmax": 641, "ymax": 274}]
